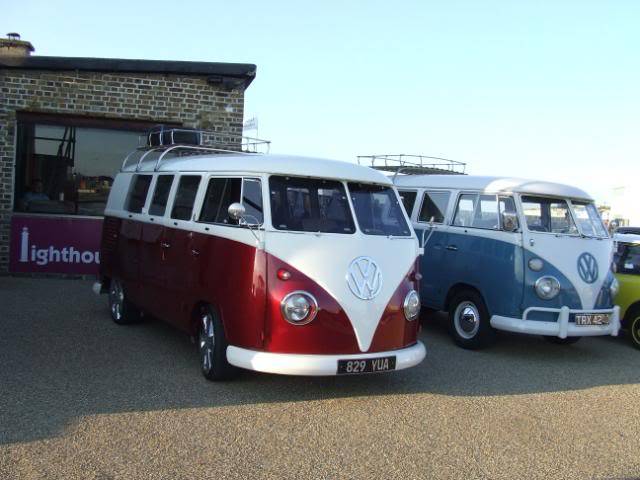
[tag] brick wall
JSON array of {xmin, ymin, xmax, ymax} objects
[{"xmin": 0, "ymin": 69, "xmax": 246, "ymax": 273}]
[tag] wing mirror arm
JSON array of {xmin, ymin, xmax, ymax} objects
[{"xmin": 228, "ymin": 202, "xmax": 264, "ymax": 249}]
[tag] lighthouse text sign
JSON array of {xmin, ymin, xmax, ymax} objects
[{"xmin": 10, "ymin": 216, "xmax": 103, "ymax": 275}]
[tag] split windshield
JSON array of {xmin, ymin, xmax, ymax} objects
[
  {"xmin": 520, "ymin": 195, "xmax": 607, "ymax": 238},
  {"xmin": 269, "ymin": 176, "xmax": 410, "ymax": 236}
]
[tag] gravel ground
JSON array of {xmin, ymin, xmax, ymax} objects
[{"xmin": 0, "ymin": 276, "xmax": 639, "ymax": 480}]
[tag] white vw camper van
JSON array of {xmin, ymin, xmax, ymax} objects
[{"xmin": 393, "ymin": 174, "xmax": 620, "ymax": 349}]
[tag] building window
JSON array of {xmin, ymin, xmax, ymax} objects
[{"xmin": 15, "ymin": 119, "xmax": 144, "ymax": 216}]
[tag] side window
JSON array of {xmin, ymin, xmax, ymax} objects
[
  {"xmin": 473, "ymin": 194, "xmax": 499, "ymax": 230},
  {"xmin": 199, "ymin": 178, "xmax": 242, "ymax": 224},
  {"xmin": 419, "ymin": 191, "xmax": 451, "ymax": 223},
  {"xmin": 242, "ymin": 178, "xmax": 264, "ymax": 224},
  {"xmin": 398, "ymin": 191, "xmax": 417, "ymax": 217},
  {"xmin": 170, "ymin": 175, "xmax": 201, "ymax": 221},
  {"xmin": 126, "ymin": 175, "xmax": 152, "ymax": 213},
  {"xmin": 148, "ymin": 175, "xmax": 175, "ymax": 216},
  {"xmin": 499, "ymin": 196, "xmax": 518, "ymax": 231},
  {"xmin": 453, "ymin": 194, "xmax": 477, "ymax": 227}
]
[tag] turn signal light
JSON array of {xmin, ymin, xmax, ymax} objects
[{"xmin": 277, "ymin": 269, "xmax": 291, "ymax": 281}]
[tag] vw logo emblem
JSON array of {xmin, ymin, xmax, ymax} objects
[
  {"xmin": 346, "ymin": 256, "xmax": 383, "ymax": 300},
  {"xmin": 577, "ymin": 252, "xmax": 598, "ymax": 284}
]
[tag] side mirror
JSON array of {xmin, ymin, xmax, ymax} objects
[
  {"xmin": 228, "ymin": 202, "xmax": 246, "ymax": 221},
  {"xmin": 501, "ymin": 212, "xmax": 519, "ymax": 232}
]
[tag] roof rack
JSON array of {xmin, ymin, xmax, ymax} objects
[
  {"xmin": 357, "ymin": 154, "xmax": 466, "ymax": 176},
  {"xmin": 120, "ymin": 126, "xmax": 271, "ymax": 171}
]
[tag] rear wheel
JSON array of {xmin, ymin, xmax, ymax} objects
[
  {"xmin": 108, "ymin": 278, "xmax": 140, "ymax": 325},
  {"xmin": 448, "ymin": 290, "xmax": 495, "ymax": 349},
  {"xmin": 198, "ymin": 305, "xmax": 237, "ymax": 381},
  {"xmin": 543, "ymin": 336, "xmax": 581, "ymax": 345},
  {"xmin": 626, "ymin": 307, "xmax": 640, "ymax": 350}
]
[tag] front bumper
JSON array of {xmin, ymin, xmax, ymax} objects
[
  {"xmin": 490, "ymin": 306, "xmax": 621, "ymax": 338},
  {"xmin": 226, "ymin": 341, "xmax": 426, "ymax": 376}
]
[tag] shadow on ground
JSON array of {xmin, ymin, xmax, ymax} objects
[{"xmin": 1, "ymin": 277, "xmax": 638, "ymax": 445}]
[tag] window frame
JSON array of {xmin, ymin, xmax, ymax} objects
[
  {"xmin": 197, "ymin": 175, "xmax": 265, "ymax": 229},
  {"xmin": 519, "ymin": 194, "xmax": 581, "ymax": 237},
  {"xmin": 449, "ymin": 191, "xmax": 518, "ymax": 232},
  {"xmin": 167, "ymin": 174, "xmax": 203, "ymax": 222},
  {"xmin": 125, "ymin": 174, "xmax": 153, "ymax": 214},
  {"xmin": 417, "ymin": 189, "xmax": 452, "ymax": 225},
  {"xmin": 397, "ymin": 189, "xmax": 418, "ymax": 219}
]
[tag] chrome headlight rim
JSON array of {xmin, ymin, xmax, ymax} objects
[
  {"xmin": 403, "ymin": 290, "xmax": 421, "ymax": 321},
  {"xmin": 610, "ymin": 276, "xmax": 620, "ymax": 298},
  {"xmin": 534, "ymin": 276, "xmax": 561, "ymax": 300},
  {"xmin": 280, "ymin": 290, "xmax": 319, "ymax": 326}
]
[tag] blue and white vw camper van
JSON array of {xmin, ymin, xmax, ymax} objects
[{"xmin": 394, "ymin": 175, "xmax": 621, "ymax": 348}]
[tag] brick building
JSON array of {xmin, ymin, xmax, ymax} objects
[{"xmin": 0, "ymin": 34, "xmax": 256, "ymax": 274}]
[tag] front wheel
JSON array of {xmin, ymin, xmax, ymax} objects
[
  {"xmin": 448, "ymin": 290, "xmax": 495, "ymax": 349},
  {"xmin": 627, "ymin": 308, "xmax": 640, "ymax": 350},
  {"xmin": 198, "ymin": 305, "xmax": 237, "ymax": 381}
]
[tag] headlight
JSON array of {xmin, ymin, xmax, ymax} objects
[
  {"xmin": 403, "ymin": 290, "xmax": 421, "ymax": 321},
  {"xmin": 534, "ymin": 276, "xmax": 561, "ymax": 300},
  {"xmin": 610, "ymin": 277, "xmax": 620, "ymax": 298},
  {"xmin": 281, "ymin": 291, "xmax": 318, "ymax": 325}
]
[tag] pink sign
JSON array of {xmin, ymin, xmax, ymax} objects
[{"xmin": 10, "ymin": 215, "xmax": 103, "ymax": 275}]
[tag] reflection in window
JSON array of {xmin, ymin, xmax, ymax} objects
[
  {"xmin": 149, "ymin": 175, "xmax": 175, "ymax": 216},
  {"xmin": 171, "ymin": 176, "xmax": 201, "ymax": 221},
  {"xmin": 419, "ymin": 191, "xmax": 450, "ymax": 223},
  {"xmin": 453, "ymin": 194, "xmax": 477, "ymax": 227},
  {"xmin": 398, "ymin": 191, "xmax": 417, "ymax": 217},
  {"xmin": 348, "ymin": 183, "xmax": 411, "ymax": 236},
  {"xmin": 572, "ymin": 202, "xmax": 608, "ymax": 238},
  {"xmin": 521, "ymin": 196, "xmax": 577, "ymax": 234},
  {"xmin": 15, "ymin": 122, "xmax": 141, "ymax": 216},
  {"xmin": 126, "ymin": 175, "xmax": 152, "ymax": 213},
  {"xmin": 270, "ymin": 176, "xmax": 354, "ymax": 233}
]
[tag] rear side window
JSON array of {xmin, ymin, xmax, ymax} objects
[
  {"xmin": 148, "ymin": 175, "xmax": 174, "ymax": 216},
  {"xmin": 398, "ymin": 191, "xmax": 417, "ymax": 217},
  {"xmin": 171, "ymin": 175, "xmax": 201, "ymax": 221},
  {"xmin": 126, "ymin": 175, "xmax": 152, "ymax": 213},
  {"xmin": 199, "ymin": 177, "xmax": 263, "ymax": 225},
  {"xmin": 418, "ymin": 191, "xmax": 450, "ymax": 223}
]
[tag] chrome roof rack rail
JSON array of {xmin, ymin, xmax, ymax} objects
[
  {"xmin": 119, "ymin": 126, "xmax": 271, "ymax": 172},
  {"xmin": 357, "ymin": 154, "xmax": 466, "ymax": 176}
]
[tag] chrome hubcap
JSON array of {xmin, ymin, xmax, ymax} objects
[
  {"xmin": 199, "ymin": 313, "xmax": 215, "ymax": 373},
  {"xmin": 632, "ymin": 317, "xmax": 640, "ymax": 344},
  {"xmin": 109, "ymin": 280, "xmax": 124, "ymax": 321},
  {"xmin": 454, "ymin": 301, "xmax": 480, "ymax": 339}
]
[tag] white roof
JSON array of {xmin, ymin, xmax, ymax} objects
[
  {"xmin": 614, "ymin": 233, "xmax": 640, "ymax": 244},
  {"xmin": 124, "ymin": 153, "xmax": 392, "ymax": 185},
  {"xmin": 393, "ymin": 175, "xmax": 593, "ymax": 200}
]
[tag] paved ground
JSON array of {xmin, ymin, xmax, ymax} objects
[{"xmin": 0, "ymin": 277, "xmax": 639, "ymax": 480}]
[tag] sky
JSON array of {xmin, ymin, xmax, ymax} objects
[{"xmin": 5, "ymin": 0, "xmax": 640, "ymax": 216}]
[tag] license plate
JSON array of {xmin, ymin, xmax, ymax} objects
[
  {"xmin": 575, "ymin": 313, "xmax": 610, "ymax": 326},
  {"xmin": 337, "ymin": 356, "xmax": 396, "ymax": 375}
]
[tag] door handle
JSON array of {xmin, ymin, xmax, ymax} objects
[
  {"xmin": 160, "ymin": 242, "xmax": 171, "ymax": 249},
  {"xmin": 191, "ymin": 249, "xmax": 200, "ymax": 257},
  {"xmin": 446, "ymin": 245, "xmax": 458, "ymax": 251}
]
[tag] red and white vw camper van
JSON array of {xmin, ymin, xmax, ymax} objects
[{"xmin": 96, "ymin": 131, "xmax": 426, "ymax": 380}]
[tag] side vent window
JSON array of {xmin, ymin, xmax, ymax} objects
[
  {"xmin": 125, "ymin": 175, "xmax": 152, "ymax": 213},
  {"xmin": 149, "ymin": 175, "xmax": 175, "ymax": 217},
  {"xmin": 398, "ymin": 191, "xmax": 417, "ymax": 217},
  {"xmin": 419, "ymin": 191, "xmax": 451, "ymax": 223},
  {"xmin": 170, "ymin": 175, "xmax": 201, "ymax": 221}
]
